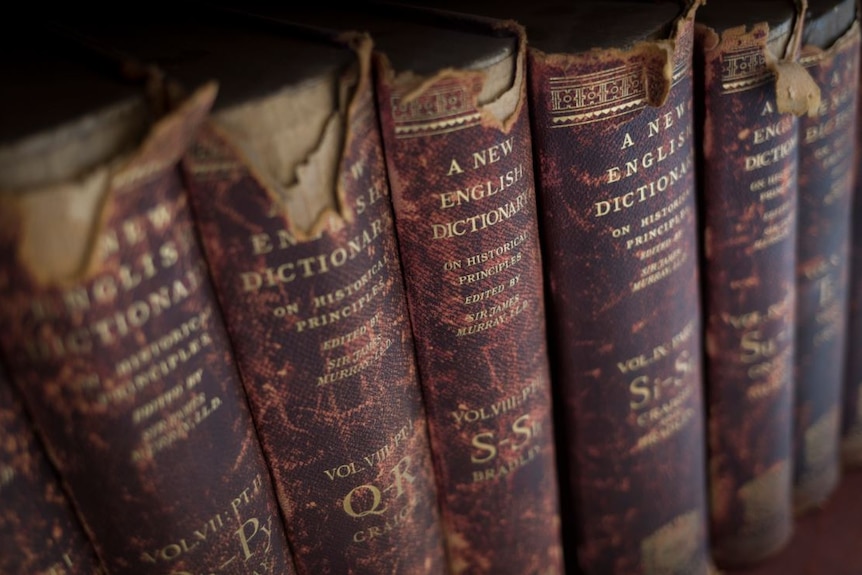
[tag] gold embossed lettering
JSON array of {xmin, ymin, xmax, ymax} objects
[{"xmin": 472, "ymin": 137, "xmax": 514, "ymax": 169}]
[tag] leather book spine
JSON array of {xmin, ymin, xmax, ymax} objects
[
  {"xmin": 181, "ymin": 37, "xmax": 446, "ymax": 575},
  {"xmin": 0, "ymin": 86, "xmax": 295, "ymax": 575},
  {"xmin": 696, "ymin": 13, "xmax": 813, "ymax": 566},
  {"xmin": 843, "ymin": 70, "xmax": 862, "ymax": 466},
  {"xmin": 794, "ymin": 16, "xmax": 861, "ymax": 512},
  {"xmin": 0, "ymin": 366, "xmax": 104, "ymax": 575},
  {"xmin": 528, "ymin": 9, "xmax": 710, "ymax": 575},
  {"xmin": 373, "ymin": 19, "xmax": 563, "ymax": 575}
]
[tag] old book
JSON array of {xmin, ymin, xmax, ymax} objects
[
  {"xmin": 368, "ymin": 11, "xmax": 564, "ymax": 575},
  {"xmin": 60, "ymin": 11, "xmax": 449, "ymax": 575},
  {"xmin": 373, "ymin": 18, "xmax": 564, "ymax": 575},
  {"xmin": 337, "ymin": 6, "xmax": 563, "ymax": 574},
  {"xmin": 513, "ymin": 2, "xmax": 710, "ymax": 574},
  {"xmin": 843, "ymin": 84, "xmax": 862, "ymax": 466},
  {"xmin": 245, "ymin": 4, "xmax": 566, "ymax": 574},
  {"xmin": 0, "ymin": 364, "xmax": 104, "ymax": 575},
  {"xmin": 0, "ymin": 30, "xmax": 295, "ymax": 575},
  {"xmin": 695, "ymin": 0, "xmax": 820, "ymax": 566},
  {"xmin": 793, "ymin": 0, "xmax": 860, "ymax": 513},
  {"xmin": 403, "ymin": 1, "xmax": 712, "ymax": 573}
]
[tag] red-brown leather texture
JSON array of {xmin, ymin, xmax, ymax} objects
[
  {"xmin": 373, "ymin": 24, "xmax": 563, "ymax": 575},
  {"xmin": 0, "ymin": 90, "xmax": 294, "ymax": 575},
  {"xmin": 794, "ymin": 23, "xmax": 861, "ymax": 511},
  {"xmin": 0, "ymin": 367, "xmax": 104, "ymax": 575},
  {"xmin": 697, "ymin": 23, "xmax": 797, "ymax": 566},
  {"xmin": 180, "ymin": 53, "xmax": 446, "ymax": 575},
  {"xmin": 529, "ymin": 17, "xmax": 710, "ymax": 575}
]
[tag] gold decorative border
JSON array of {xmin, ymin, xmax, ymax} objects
[
  {"xmin": 721, "ymin": 45, "xmax": 771, "ymax": 93},
  {"xmin": 391, "ymin": 80, "xmax": 481, "ymax": 139},
  {"xmin": 548, "ymin": 64, "xmax": 647, "ymax": 127}
]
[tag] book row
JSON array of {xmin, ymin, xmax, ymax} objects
[{"xmin": 1, "ymin": 1, "xmax": 860, "ymax": 574}]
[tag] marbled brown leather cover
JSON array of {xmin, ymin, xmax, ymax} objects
[
  {"xmin": 794, "ymin": 17, "xmax": 861, "ymax": 512},
  {"xmin": 696, "ymin": 18, "xmax": 799, "ymax": 567},
  {"xmin": 529, "ymin": 10, "xmax": 709, "ymax": 575},
  {"xmin": 373, "ymin": 18, "xmax": 563, "ymax": 575},
  {"xmin": 0, "ymin": 86, "xmax": 295, "ymax": 575},
  {"xmin": 0, "ymin": 366, "xmax": 104, "ymax": 575},
  {"xmin": 181, "ymin": 37, "xmax": 446, "ymax": 575}
]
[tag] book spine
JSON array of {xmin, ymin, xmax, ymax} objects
[
  {"xmin": 528, "ymin": 11, "xmax": 710, "ymax": 575},
  {"xmin": 181, "ymin": 38, "xmax": 446, "ymax": 575},
  {"xmin": 373, "ymin": 21, "xmax": 563, "ymax": 575},
  {"xmin": 794, "ymin": 18, "xmax": 861, "ymax": 511},
  {"xmin": 0, "ymin": 365, "xmax": 104, "ymax": 575},
  {"xmin": 0, "ymin": 86, "xmax": 295, "ymax": 575},
  {"xmin": 844, "ymin": 76, "xmax": 862, "ymax": 466},
  {"xmin": 696, "ymin": 19, "xmax": 807, "ymax": 566}
]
